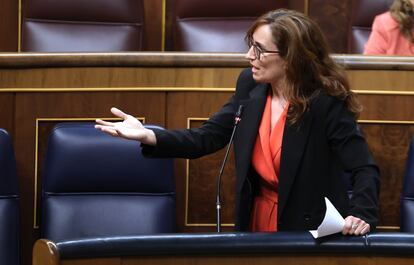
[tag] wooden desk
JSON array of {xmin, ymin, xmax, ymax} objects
[
  {"xmin": 1, "ymin": 53, "xmax": 414, "ymax": 265},
  {"xmin": 32, "ymin": 232, "xmax": 414, "ymax": 265}
]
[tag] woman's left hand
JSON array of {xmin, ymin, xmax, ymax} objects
[{"xmin": 342, "ymin": 215, "xmax": 370, "ymax": 236}]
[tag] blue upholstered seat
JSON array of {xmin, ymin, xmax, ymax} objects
[
  {"xmin": 22, "ymin": 0, "xmax": 145, "ymax": 52},
  {"xmin": 40, "ymin": 123, "xmax": 176, "ymax": 241},
  {"xmin": 0, "ymin": 129, "xmax": 20, "ymax": 265},
  {"xmin": 401, "ymin": 137, "xmax": 414, "ymax": 232},
  {"xmin": 173, "ymin": 0, "xmax": 285, "ymax": 52},
  {"xmin": 348, "ymin": 0, "xmax": 392, "ymax": 53}
]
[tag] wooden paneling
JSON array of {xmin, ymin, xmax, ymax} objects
[
  {"xmin": 165, "ymin": 93, "xmax": 237, "ymax": 231},
  {"xmin": 1, "ymin": 53, "xmax": 414, "ymax": 264},
  {"xmin": 0, "ymin": 0, "xmax": 18, "ymax": 51},
  {"xmin": 164, "ymin": 0, "xmax": 176, "ymax": 51},
  {"xmin": 349, "ymin": 71, "xmax": 414, "ymax": 91},
  {"xmin": 360, "ymin": 123, "xmax": 414, "ymax": 227},
  {"xmin": 0, "ymin": 93, "xmax": 15, "ymax": 134},
  {"xmin": 357, "ymin": 93, "xmax": 414, "ymax": 229},
  {"xmin": 308, "ymin": 0, "xmax": 350, "ymax": 53},
  {"xmin": 0, "ymin": 67, "xmax": 241, "ymax": 89},
  {"xmin": 358, "ymin": 94, "xmax": 414, "ymax": 121},
  {"xmin": 288, "ymin": 0, "xmax": 307, "ymax": 13},
  {"xmin": 187, "ymin": 146, "xmax": 236, "ymax": 225},
  {"xmin": 143, "ymin": 0, "xmax": 164, "ymax": 51}
]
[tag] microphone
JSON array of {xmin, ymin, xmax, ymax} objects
[{"xmin": 216, "ymin": 104, "xmax": 244, "ymax": 233}]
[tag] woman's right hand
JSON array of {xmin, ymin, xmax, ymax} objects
[{"xmin": 95, "ymin": 107, "xmax": 157, "ymax": 145}]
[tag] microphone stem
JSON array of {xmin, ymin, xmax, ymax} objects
[{"xmin": 216, "ymin": 117, "xmax": 240, "ymax": 233}]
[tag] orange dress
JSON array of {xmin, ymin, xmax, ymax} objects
[{"xmin": 250, "ymin": 91, "xmax": 288, "ymax": 232}]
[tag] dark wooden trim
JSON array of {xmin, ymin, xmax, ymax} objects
[{"xmin": 2, "ymin": 53, "xmax": 414, "ymax": 70}]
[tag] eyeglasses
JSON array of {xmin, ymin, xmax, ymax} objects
[{"xmin": 249, "ymin": 42, "xmax": 279, "ymax": 60}]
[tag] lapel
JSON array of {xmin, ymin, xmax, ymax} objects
[
  {"xmin": 234, "ymin": 83, "xmax": 269, "ymax": 192},
  {"xmin": 277, "ymin": 110, "xmax": 314, "ymax": 220}
]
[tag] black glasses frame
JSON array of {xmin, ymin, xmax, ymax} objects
[{"xmin": 249, "ymin": 42, "xmax": 279, "ymax": 60}]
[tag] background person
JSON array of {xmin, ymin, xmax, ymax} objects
[{"xmin": 364, "ymin": 0, "xmax": 414, "ymax": 55}]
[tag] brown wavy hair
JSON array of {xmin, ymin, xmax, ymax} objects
[
  {"xmin": 245, "ymin": 9, "xmax": 362, "ymax": 124},
  {"xmin": 390, "ymin": 0, "xmax": 414, "ymax": 42}
]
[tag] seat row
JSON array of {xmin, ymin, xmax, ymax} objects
[
  {"xmin": 0, "ymin": 123, "xmax": 176, "ymax": 265},
  {"xmin": 21, "ymin": 0, "xmax": 390, "ymax": 53},
  {"xmin": 2, "ymin": 119, "xmax": 414, "ymax": 264},
  {"xmin": 21, "ymin": 0, "xmax": 283, "ymax": 52}
]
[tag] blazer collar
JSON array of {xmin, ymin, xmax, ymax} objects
[
  {"xmin": 278, "ymin": 110, "xmax": 314, "ymax": 219},
  {"xmin": 235, "ymin": 82, "xmax": 269, "ymax": 192},
  {"xmin": 234, "ymin": 81, "xmax": 314, "ymax": 221}
]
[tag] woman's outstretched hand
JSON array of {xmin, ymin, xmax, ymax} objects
[{"xmin": 95, "ymin": 107, "xmax": 157, "ymax": 145}]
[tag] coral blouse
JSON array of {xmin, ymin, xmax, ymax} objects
[
  {"xmin": 250, "ymin": 91, "xmax": 288, "ymax": 232},
  {"xmin": 364, "ymin": 12, "xmax": 414, "ymax": 55}
]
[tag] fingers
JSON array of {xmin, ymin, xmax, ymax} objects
[
  {"xmin": 95, "ymin": 107, "xmax": 145, "ymax": 141},
  {"xmin": 95, "ymin": 124, "xmax": 119, "ymax": 137},
  {"xmin": 355, "ymin": 223, "xmax": 370, "ymax": 236},
  {"xmin": 342, "ymin": 216, "xmax": 354, "ymax": 235},
  {"xmin": 342, "ymin": 215, "xmax": 370, "ymax": 236},
  {"xmin": 95, "ymin": 107, "xmax": 128, "ymax": 134},
  {"xmin": 111, "ymin": 107, "xmax": 128, "ymax": 119},
  {"xmin": 95, "ymin": 119, "xmax": 116, "ymax": 127}
]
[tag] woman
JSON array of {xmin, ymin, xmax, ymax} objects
[
  {"xmin": 364, "ymin": 0, "xmax": 414, "ymax": 55},
  {"xmin": 96, "ymin": 9, "xmax": 380, "ymax": 235}
]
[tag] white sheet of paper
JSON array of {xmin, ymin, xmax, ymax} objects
[{"xmin": 309, "ymin": 197, "xmax": 345, "ymax": 238}]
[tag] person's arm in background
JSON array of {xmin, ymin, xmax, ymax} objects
[{"xmin": 364, "ymin": 15, "xmax": 389, "ymax": 55}]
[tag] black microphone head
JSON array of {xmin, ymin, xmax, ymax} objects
[
  {"xmin": 236, "ymin": 105, "xmax": 244, "ymax": 118},
  {"xmin": 234, "ymin": 105, "xmax": 244, "ymax": 125}
]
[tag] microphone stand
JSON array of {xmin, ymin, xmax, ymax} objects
[{"xmin": 216, "ymin": 105, "xmax": 243, "ymax": 233}]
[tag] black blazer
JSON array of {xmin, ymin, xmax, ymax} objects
[{"xmin": 143, "ymin": 68, "xmax": 380, "ymax": 231}]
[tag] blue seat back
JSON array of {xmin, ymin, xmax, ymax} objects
[
  {"xmin": 0, "ymin": 129, "xmax": 20, "ymax": 265},
  {"xmin": 401, "ymin": 138, "xmax": 414, "ymax": 232},
  {"xmin": 41, "ymin": 123, "xmax": 175, "ymax": 241},
  {"xmin": 174, "ymin": 0, "xmax": 286, "ymax": 52},
  {"xmin": 22, "ymin": 0, "xmax": 144, "ymax": 52},
  {"xmin": 348, "ymin": 0, "xmax": 392, "ymax": 53}
]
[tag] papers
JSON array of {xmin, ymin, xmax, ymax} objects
[{"xmin": 309, "ymin": 197, "xmax": 345, "ymax": 238}]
